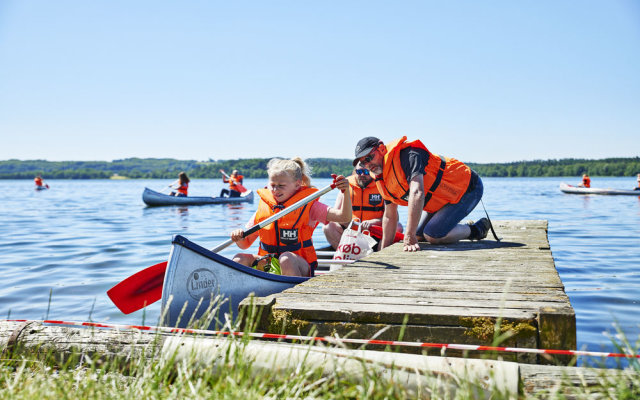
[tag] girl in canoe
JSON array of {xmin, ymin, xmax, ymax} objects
[
  {"xmin": 230, "ymin": 157, "xmax": 351, "ymax": 277},
  {"xmin": 169, "ymin": 171, "xmax": 190, "ymax": 197}
]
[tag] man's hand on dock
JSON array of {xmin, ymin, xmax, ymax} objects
[{"xmin": 403, "ymin": 232, "xmax": 420, "ymax": 252}]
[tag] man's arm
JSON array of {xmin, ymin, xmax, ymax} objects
[
  {"xmin": 403, "ymin": 174, "xmax": 425, "ymax": 252},
  {"xmin": 381, "ymin": 202, "xmax": 399, "ymax": 250}
]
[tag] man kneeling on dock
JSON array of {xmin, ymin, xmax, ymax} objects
[
  {"xmin": 323, "ymin": 165, "xmax": 403, "ymax": 251},
  {"xmin": 352, "ymin": 136, "xmax": 490, "ymax": 252}
]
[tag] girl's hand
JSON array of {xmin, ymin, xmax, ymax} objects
[
  {"xmin": 331, "ymin": 174, "xmax": 349, "ymax": 193},
  {"xmin": 230, "ymin": 229, "xmax": 245, "ymax": 242}
]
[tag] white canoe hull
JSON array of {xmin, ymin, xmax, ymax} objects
[
  {"xmin": 160, "ymin": 235, "xmax": 308, "ymax": 328},
  {"xmin": 142, "ymin": 187, "xmax": 253, "ymax": 206},
  {"xmin": 559, "ymin": 183, "xmax": 640, "ymax": 196}
]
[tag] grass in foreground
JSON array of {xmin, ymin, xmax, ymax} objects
[{"xmin": 1, "ymin": 304, "xmax": 639, "ymax": 399}]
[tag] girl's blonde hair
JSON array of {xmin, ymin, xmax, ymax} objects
[{"xmin": 267, "ymin": 157, "xmax": 312, "ymax": 187}]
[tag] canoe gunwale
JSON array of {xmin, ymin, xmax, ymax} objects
[
  {"xmin": 171, "ymin": 235, "xmax": 308, "ymax": 285},
  {"xmin": 142, "ymin": 187, "xmax": 254, "ymax": 206}
]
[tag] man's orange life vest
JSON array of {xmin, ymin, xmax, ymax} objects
[
  {"xmin": 177, "ymin": 183, "xmax": 188, "ymax": 196},
  {"xmin": 255, "ymin": 187, "xmax": 319, "ymax": 276},
  {"xmin": 34, "ymin": 177, "xmax": 43, "ymax": 186},
  {"xmin": 348, "ymin": 175, "xmax": 384, "ymax": 222},
  {"xmin": 582, "ymin": 176, "xmax": 591, "ymax": 188},
  {"xmin": 374, "ymin": 136, "xmax": 471, "ymax": 213},
  {"xmin": 228, "ymin": 175, "xmax": 244, "ymax": 191}
]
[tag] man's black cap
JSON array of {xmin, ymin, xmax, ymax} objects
[{"xmin": 353, "ymin": 137, "xmax": 380, "ymax": 166}]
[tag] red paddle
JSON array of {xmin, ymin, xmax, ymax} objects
[
  {"xmin": 349, "ymin": 222, "xmax": 404, "ymax": 243},
  {"xmin": 107, "ymin": 261, "xmax": 167, "ymax": 314},
  {"xmin": 368, "ymin": 225, "xmax": 404, "ymax": 243},
  {"xmin": 107, "ymin": 183, "xmax": 339, "ymax": 314}
]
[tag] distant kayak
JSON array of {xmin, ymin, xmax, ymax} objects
[
  {"xmin": 559, "ymin": 183, "xmax": 640, "ymax": 196},
  {"xmin": 142, "ymin": 187, "xmax": 254, "ymax": 206},
  {"xmin": 35, "ymin": 185, "xmax": 49, "ymax": 191}
]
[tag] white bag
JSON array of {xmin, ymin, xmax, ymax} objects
[{"xmin": 332, "ymin": 220, "xmax": 377, "ymax": 265}]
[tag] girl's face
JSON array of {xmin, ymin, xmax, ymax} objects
[{"xmin": 268, "ymin": 173, "xmax": 301, "ymax": 203}]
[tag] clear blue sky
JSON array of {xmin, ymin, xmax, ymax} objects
[{"xmin": 1, "ymin": 1, "xmax": 638, "ymax": 163}]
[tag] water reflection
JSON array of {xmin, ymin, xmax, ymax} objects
[{"xmin": 175, "ymin": 206, "xmax": 189, "ymax": 217}]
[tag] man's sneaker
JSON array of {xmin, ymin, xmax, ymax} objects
[{"xmin": 469, "ymin": 217, "xmax": 491, "ymax": 241}]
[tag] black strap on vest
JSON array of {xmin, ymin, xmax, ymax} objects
[
  {"xmin": 352, "ymin": 205, "xmax": 385, "ymax": 212},
  {"xmin": 423, "ymin": 158, "xmax": 447, "ymax": 205}
]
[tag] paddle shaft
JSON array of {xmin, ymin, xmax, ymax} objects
[{"xmin": 211, "ymin": 184, "xmax": 336, "ymax": 253}]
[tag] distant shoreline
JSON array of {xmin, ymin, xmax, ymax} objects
[{"xmin": 1, "ymin": 157, "xmax": 639, "ymax": 179}]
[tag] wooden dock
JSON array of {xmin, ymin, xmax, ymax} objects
[{"xmin": 243, "ymin": 220, "xmax": 576, "ymax": 365}]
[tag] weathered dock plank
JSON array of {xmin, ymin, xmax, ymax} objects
[{"xmin": 244, "ymin": 220, "xmax": 576, "ymax": 364}]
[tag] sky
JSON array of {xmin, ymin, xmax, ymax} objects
[{"xmin": 0, "ymin": 1, "xmax": 639, "ymax": 164}]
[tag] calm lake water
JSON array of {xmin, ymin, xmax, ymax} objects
[{"xmin": 1, "ymin": 177, "xmax": 639, "ymax": 363}]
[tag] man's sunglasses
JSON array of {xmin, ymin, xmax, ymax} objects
[{"xmin": 355, "ymin": 169, "xmax": 370, "ymax": 176}]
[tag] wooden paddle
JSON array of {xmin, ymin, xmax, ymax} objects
[
  {"xmin": 220, "ymin": 169, "xmax": 247, "ymax": 193},
  {"xmin": 107, "ymin": 183, "xmax": 338, "ymax": 314}
]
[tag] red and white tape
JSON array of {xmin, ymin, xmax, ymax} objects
[{"xmin": 5, "ymin": 319, "xmax": 638, "ymax": 359}]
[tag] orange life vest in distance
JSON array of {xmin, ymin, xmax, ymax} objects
[
  {"xmin": 228, "ymin": 175, "xmax": 244, "ymax": 191},
  {"xmin": 348, "ymin": 175, "xmax": 384, "ymax": 222},
  {"xmin": 255, "ymin": 187, "xmax": 319, "ymax": 276},
  {"xmin": 177, "ymin": 182, "xmax": 188, "ymax": 196},
  {"xmin": 374, "ymin": 136, "xmax": 472, "ymax": 213},
  {"xmin": 582, "ymin": 176, "xmax": 590, "ymax": 188},
  {"xmin": 34, "ymin": 177, "xmax": 43, "ymax": 186}
]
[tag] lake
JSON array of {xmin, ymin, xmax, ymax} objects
[{"xmin": 1, "ymin": 177, "xmax": 639, "ymax": 364}]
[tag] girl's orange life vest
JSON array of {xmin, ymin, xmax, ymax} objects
[
  {"xmin": 582, "ymin": 176, "xmax": 591, "ymax": 188},
  {"xmin": 374, "ymin": 136, "xmax": 472, "ymax": 213},
  {"xmin": 227, "ymin": 175, "xmax": 244, "ymax": 192},
  {"xmin": 177, "ymin": 182, "xmax": 188, "ymax": 196},
  {"xmin": 347, "ymin": 175, "xmax": 384, "ymax": 222},
  {"xmin": 255, "ymin": 187, "xmax": 319, "ymax": 276}
]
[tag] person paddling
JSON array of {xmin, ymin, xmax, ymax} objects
[
  {"xmin": 230, "ymin": 157, "xmax": 351, "ymax": 277},
  {"xmin": 579, "ymin": 173, "xmax": 591, "ymax": 188},
  {"xmin": 220, "ymin": 169, "xmax": 244, "ymax": 197},
  {"xmin": 169, "ymin": 171, "xmax": 190, "ymax": 197},
  {"xmin": 34, "ymin": 174, "xmax": 49, "ymax": 189},
  {"xmin": 323, "ymin": 164, "xmax": 403, "ymax": 251},
  {"xmin": 353, "ymin": 136, "xmax": 490, "ymax": 252},
  {"xmin": 634, "ymin": 173, "xmax": 640, "ymax": 191}
]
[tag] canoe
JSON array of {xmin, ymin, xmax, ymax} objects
[
  {"xmin": 160, "ymin": 235, "xmax": 309, "ymax": 328},
  {"xmin": 559, "ymin": 183, "xmax": 640, "ymax": 196},
  {"xmin": 35, "ymin": 186, "xmax": 49, "ymax": 191},
  {"xmin": 142, "ymin": 187, "xmax": 254, "ymax": 206}
]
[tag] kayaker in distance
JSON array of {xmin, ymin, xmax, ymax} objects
[
  {"xmin": 220, "ymin": 169, "xmax": 244, "ymax": 197},
  {"xmin": 579, "ymin": 173, "xmax": 591, "ymax": 188},
  {"xmin": 635, "ymin": 173, "xmax": 640, "ymax": 191},
  {"xmin": 169, "ymin": 171, "xmax": 189, "ymax": 197},
  {"xmin": 34, "ymin": 174, "xmax": 49, "ymax": 189},
  {"xmin": 323, "ymin": 164, "xmax": 403, "ymax": 251},
  {"xmin": 230, "ymin": 157, "xmax": 351, "ymax": 277},
  {"xmin": 353, "ymin": 136, "xmax": 490, "ymax": 252}
]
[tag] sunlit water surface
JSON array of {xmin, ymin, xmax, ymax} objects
[{"xmin": 1, "ymin": 177, "xmax": 639, "ymax": 365}]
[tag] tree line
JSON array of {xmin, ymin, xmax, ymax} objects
[{"xmin": 1, "ymin": 157, "xmax": 639, "ymax": 179}]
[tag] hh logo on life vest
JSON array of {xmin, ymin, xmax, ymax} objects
[
  {"xmin": 279, "ymin": 228, "xmax": 298, "ymax": 245},
  {"xmin": 368, "ymin": 193, "xmax": 382, "ymax": 205}
]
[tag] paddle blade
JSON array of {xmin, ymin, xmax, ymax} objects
[
  {"xmin": 107, "ymin": 261, "xmax": 167, "ymax": 314},
  {"xmin": 368, "ymin": 225, "xmax": 404, "ymax": 243},
  {"xmin": 235, "ymin": 183, "xmax": 248, "ymax": 193}
]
